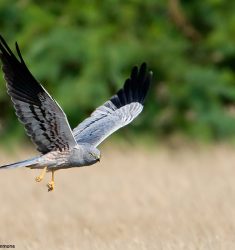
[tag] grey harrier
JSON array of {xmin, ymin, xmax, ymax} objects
[{"xmin": 0, "ymin": 35, "xmax": 152, "ymax": 191}]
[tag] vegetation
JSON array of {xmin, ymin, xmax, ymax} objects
[
  {"xmin": 0, "ymin": 0, "xmax": 235, "ymax": 143},
  {"xmin": 1, "ymin": 146, "xmax": 235, "ymax": 249}
]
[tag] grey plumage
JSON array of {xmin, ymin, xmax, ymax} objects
[
  {"xmin": 73, "ymin": 63, "xmax": 152, "ymax": 147},
  {"xmin": 0, "ymin": 35, "xmax": 152, "ymax": 190},
  {"xmin": 0, "ymin": 145, "xmax": 100, "ymax": 170},
  {"xmin": 0, "ymin": 157, "xmax": 39, "ymax": 169}
]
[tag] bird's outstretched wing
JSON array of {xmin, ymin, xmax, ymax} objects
[
  {"xmin": 73, "ymin": 63, "xmax": 152, "ymax": 147},
  {"xmin": 0, "ymin": 35, "xmax": 77, "ymax": 154}
]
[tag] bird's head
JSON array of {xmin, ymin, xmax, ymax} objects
[{"xmin": 88, "ymin": 147, "xmax": 101, "ymax": 163}]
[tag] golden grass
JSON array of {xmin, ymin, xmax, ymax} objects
[{"xmin": 0, "ymin": 144, "xmax": 235, "ymax": 249}]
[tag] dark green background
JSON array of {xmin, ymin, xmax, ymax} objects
[{"xmin": 1, "ymin": 0, "xmax": 235, "ymax": 144}]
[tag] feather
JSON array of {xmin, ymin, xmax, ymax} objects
[{"xmin": 73, "ymin": 63, "xmax": 152, "ymax": 147}]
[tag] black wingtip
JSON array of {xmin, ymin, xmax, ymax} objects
[
  {"xmin": 112, "ymin": 62, "xmax": 153, "ymax": 107},
  {"xmin": 15, "ymin": 41, "xmax": 25, "ymax": 64},
  {"xmin": 139, "ymin": 63, "xmax": 152, "ymax": 103},
  {"xmin": 0, "ymin": 35, "xmax": 24, "ymax": 65},
  {"xmin": 130, "ymin": 65, "xmax": 138, "ymax": 80},
  {"xmin": 141, "ymin": 62, "xmax": 147, "ymax": 68},
  {"xmin": 140, "ymin": 62, "xmax": 147, "ymax": 74},
  {"xmin": 140, "ymin": 69, "xmax": 153, "ymax": 103},
  {"xmin": 0, "ymin": 35, "xmax": 13, "ymax": 56},
  {"xmin": 139, "ymin": 63, "xmax": 148, "ymax": 82},
  {"xmin": 0, "ymin": 35, "xmax": 5, "ymax": 45}
]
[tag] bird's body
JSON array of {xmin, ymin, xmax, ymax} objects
[
  {"xmin": 35, "ymin": 145, "xmax": 100, "ymax": 170},
  {"xmin": 5, "ymin": 145, "xmax": 99, "ymax": 171},
  {"xmin": 0, "ymin": 34, "xmax": 152, "ymax": 191}
]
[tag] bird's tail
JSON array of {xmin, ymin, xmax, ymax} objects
[{"xmin": 0, "ymin": 157, "xmax": 39, "ymax": 169}]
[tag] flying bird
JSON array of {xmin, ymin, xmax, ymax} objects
[{"xmin": 0, "ymin": 35, "xmax": 152, "ymax": 191}]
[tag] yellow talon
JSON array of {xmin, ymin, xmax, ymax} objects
[
  {"xmin": 47, "ymin": 182, "xmax": 54, "ymax": 192},
  {"xmin": 47, "ymin": 170, "xmax": 55, "ymax": 192},
  {"xmin": 35, "ymin": 176, "xmax": 43, "ymax": 182},
  {"xmin": 35, "ymin": 166, "xmax": 47, "ymax": 182}
]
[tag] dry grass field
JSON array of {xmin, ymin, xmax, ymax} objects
[{"xmin": 0, "ymin": 144, "xmax": 235, "ymax": 250}]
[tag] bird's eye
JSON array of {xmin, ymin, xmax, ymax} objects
[{"xmin": 89, "ymin": 152, "xmax": 96, "ymax": 158}]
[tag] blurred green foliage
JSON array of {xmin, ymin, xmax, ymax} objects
[{"xmin": 0, "ymin": 0, "xmax": 235, "ymax": 144}]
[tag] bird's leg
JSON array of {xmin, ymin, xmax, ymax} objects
[
  {"xmin": 35, "ymin": 166, "xmax": 47, "ymax": 182},
  {"xmin": 47, "ymin": 170, "xmax": 55, "ymax": 192}
]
